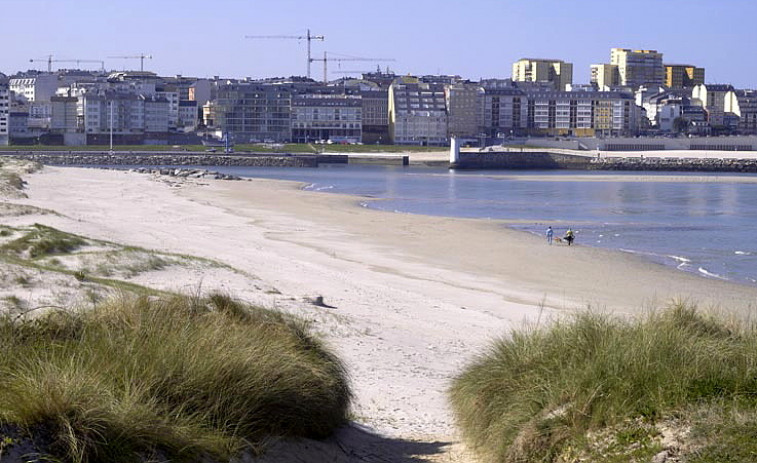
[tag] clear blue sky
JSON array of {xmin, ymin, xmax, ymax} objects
[{"xmin": 6, "ymin": 0, "xmax": 756, "ymax": 87}]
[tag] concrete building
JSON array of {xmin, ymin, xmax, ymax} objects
[
  {"xmin": 725, "ymin": 89, "xmax": 757, "ymax": 134},
  {"xmin": 480, "ymin": 80, "xmax": 638, "ymax": 137},
  {"xmin": 445, "ymin": 82, "xmax": 484, "ymax": 139},
  {"xmin": 609, "ymin": 48, "xmax": 664, "ymax": 88},
  {"xmin": 50, "ymin": 96, "xmax": 80, "ymax": 133},
  {"xmin": 692, "ymin": 84, "xmax": 734, "ymax": 127},
  {"xmin": 665, "ymin": 64, "xmax": 705, "ymax": 89},
  {"xmin": 590, "ymin": 64, "xmax": 619, "ymax": 89},
  {"xmin": 291, "ymin": 92, "xmax": 362, "ymax": 143},
  {"xmin": 9, "ymin": 73, "xmax": 60, "ymax": 102},
  {"xmin": 0, "ymin": 76, "xmax": 9, "ymax": 145},
  {"xmin": 512, "ymin": 58, "xmax": 573, "ymax": 90},
  {"xmin": 388, "ymin": 78, "xmax": 448, "ymax": 145},
  {"xmin": 178, "ymin": 100, "xmax": 198, "ymax": 131},
  {"xmin": 480, "ymin": 84, "xmax": 527, "ymax": 138},
  {"xmin": 204, "ymin": 82, "xmax": 295, "ymax": 143}
]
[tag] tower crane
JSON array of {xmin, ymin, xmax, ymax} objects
[
  {"xmin": 30, "ymin": 56, "xmax": 105, "ymax": 72},
  {"xmin": 244, "ymin": 29, "xmax": 324, "ymax": 79},
  {"xmin": 107, "ymin": 54, "xmax": 153, "ymax": 72},
  {"xmin": 310, "ymin": 52, "xmax": 395, "ymax": 84}
]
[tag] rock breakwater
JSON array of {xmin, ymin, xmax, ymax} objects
[{"xmin": 0, "ymin": 151, "xmax": 321, "ymax": 168}]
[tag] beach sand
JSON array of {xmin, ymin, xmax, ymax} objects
[{"xmin": 5, "ymin": 165, "xmax": 757, "ymax": 461}]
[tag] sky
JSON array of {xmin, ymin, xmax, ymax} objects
[{"xmin": 5, "ymin": 0, "xmax": 757, "ymax": 87}]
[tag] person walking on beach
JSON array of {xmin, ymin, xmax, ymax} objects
[
  {"xmin": 564, "ymin": 228, "xmax": 575, "ymax": 246},
  {"xmin": 546, "ymin": 226, "xmax": 554, "ymax": 244}
]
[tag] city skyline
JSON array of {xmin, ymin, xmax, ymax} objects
[{"xmin": 5, "ymin": 0, "xmax": 757, "ymax": 87}]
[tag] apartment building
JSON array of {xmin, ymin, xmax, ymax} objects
[
  {"xmin": 0, "ymin": 76, "xmax": 9, "ymax": 145},
  {"xmin": 512, "ymin": 58, "xmax": 573, "ymax": 90},
  {"xmin": 445, "ymin": 82, "xmax": 484, "ymax": 138},
  {"xmin": 9, "ymin": 73, "xmax": 60, "ymax": 102},
  {"xmin": 590, "ymin": 64, "xmax": 619, "ymax": 89},
  {"xmin": 692, "ymin": 84, "xmax": 734, "ymax": 126},
  {"xmin": 388, "ymin": 78, "xmax": 448, "ymax": 146},
  {"xmin": 481, "ymin": 84, "xmax": 527, "ymax": 138},
  {"xmin": 360, "ymin": 87, "xmax": 389, "ymax": 144},
  {"xmin": 204, "ymin": 82, "xmax": 295, "ymax": 143},
  {"xmin": 665, "ymin": 64, "xmax": 705, "ymax": 89},
  {"xmin": 608, "ymin": 48, "xmax": 664, "ymax": 88},
  {"xmin": 178, "ymin": 100, "xmax": 198, "ymax": 130},
  {"xmin": 50, "ymin": 96, "xmax": 79, "ymax": 133},
  {"xmin": 480, "ymin": 80, "xmax": 637, "ymax": 137},
  {"xmin": 291, "ymin": 92, "xmax": 362, "ymax": 143},
  {"xmin": 725, "ymin": 89, "xmax": 757, "ymax": 134}
]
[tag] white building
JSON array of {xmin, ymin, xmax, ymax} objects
[{"xmin": 9, "ymin": 74, "xmax": 60, "ymax": 102}]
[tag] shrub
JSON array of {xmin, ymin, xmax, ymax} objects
[
  {"xmin": 450, "ymin": 303, "xmax": 757, "ymax": 462},
  {"xmin": 0, "ymin": 293, "xmax": 351, "ymax": 462}
]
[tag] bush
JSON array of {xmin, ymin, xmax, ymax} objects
[
  {"xmin": 0, "ymin": 293, "xmax": 351, "ymax": 462},
  {"xmin": 449, "ymin": 303, "xmax": 757, "ymax": 462}
]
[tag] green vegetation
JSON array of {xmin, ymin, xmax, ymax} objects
[
  {"xmin": 0, "ymin": 292, "xmax": 351, "ymax": 462},
  {"xmin": 450, "ymin": 303, "xmax": 757, "ymax": 462},
  {"xmin": 1, "ymin": 224, "xmax": 86, "ymax": 259}
]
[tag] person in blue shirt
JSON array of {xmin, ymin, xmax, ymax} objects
[{"xmin": 546, "ymin": 226, "xmax": 554, "ymax": 244}]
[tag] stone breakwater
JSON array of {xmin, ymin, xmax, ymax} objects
[
  {"xmin": 452, "ymin": 151, "xmax": 757, "ymax": 172},
  {"xmin": 0, "ymin": 151, "xmax": 327, "ymax": 168},
  {"xmin": 590, "ymin": 157, "xmax": 757, "ymax": 172}
]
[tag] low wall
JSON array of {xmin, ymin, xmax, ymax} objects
[{"xmin": 451, "ymin": 151, "xmax": 592, "ymax": 169}]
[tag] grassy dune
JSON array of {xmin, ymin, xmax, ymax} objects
[
  {"xmin": 0, "ymin": 293, "xmax": 351, "ymax": 462},
  {"xmin": 450, "ymin": 303, "xmax": 757, "ymax": 462}
]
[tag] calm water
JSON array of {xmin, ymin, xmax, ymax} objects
[{"xmin": 204, "ymin": 165, "xmax": 757, "ymax": 286}]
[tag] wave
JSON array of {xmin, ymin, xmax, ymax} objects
[
  {"xmin": 735, "ymin": 251, "xmax": 752, "ymax": 256},
  {"xmin": 698, "ymin": 267, "xmax": 728, "ymax": 280}
]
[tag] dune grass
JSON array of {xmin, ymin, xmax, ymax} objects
[
  {"xmin": 0, "ymin": 292, "xmax": 351, "ymax": 462},
  {"xmin": 450, "ymin": 303, "xmax": 757, "ymax": 462}
]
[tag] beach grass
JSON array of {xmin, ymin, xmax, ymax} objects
[
  {"xmin": 450, "ymin": 302, "xmax": 757, "ymax": 462},
  {"xmin": 0, "ymin": 292, "xmax": 351, "ymax": 462}
]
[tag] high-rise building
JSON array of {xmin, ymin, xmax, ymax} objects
[
  {"xmin": 664, "ymin": 64, "xmax": 705, "ymax": 89},
  {"xmin": 609, "ymin": 48, "xmax": 664, "ymax": 88},
  {"xmin": 590, "ymin": 64, "xmax": 619, "ymax": 89},
  {"xmin": 0, "ymin": 75, "xmax": 8, "ymax": 145},
  {"xmin": 512, "ymin": 58, "xmax": 573, "ymax": 91}
]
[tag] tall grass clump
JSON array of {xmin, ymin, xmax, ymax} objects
[
  {"xmin": 0, "ymin": 292, "xmax": 351, "ymax": 462},
  {"xmin": 450, "ymin": 303, "xmax": 757, "ymax": 462}
]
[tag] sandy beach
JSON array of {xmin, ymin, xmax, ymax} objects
[{"xmin": 3, "ymin": 164, "xmax": 757, "ymax": 461}]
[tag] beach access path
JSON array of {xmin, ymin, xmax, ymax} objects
[{"xmin": 7, "ymin": 165, "xmax": 757, "ymax": 462}]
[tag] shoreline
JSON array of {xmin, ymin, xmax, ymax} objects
[{"xmin": 6, "ymin": 165, "xmax": 757, "ymax": 459}]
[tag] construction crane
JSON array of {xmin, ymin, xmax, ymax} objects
[
  {"xmin": 310, "ymin": 52, "xmax": 395, "ymax": 84},
  {"xmin": 244, "ymin": 29, "xmax": 324, "ymax": 78},
  {"xmin": 107, "ymin": 54, "xmax": 153, "ymax": 72},
  {"xmin": 30, "ymin": 56, "xmax": 105, "ymax": 72}
]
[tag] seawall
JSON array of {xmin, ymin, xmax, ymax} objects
[{"xmin": 451, "ymin": 151, "xmax": 757, "ymax": 173}]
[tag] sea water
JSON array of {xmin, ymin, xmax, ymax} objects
[{"xmin": 207, "ymin": 165, "xmax": 757, "ymax": 287}]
